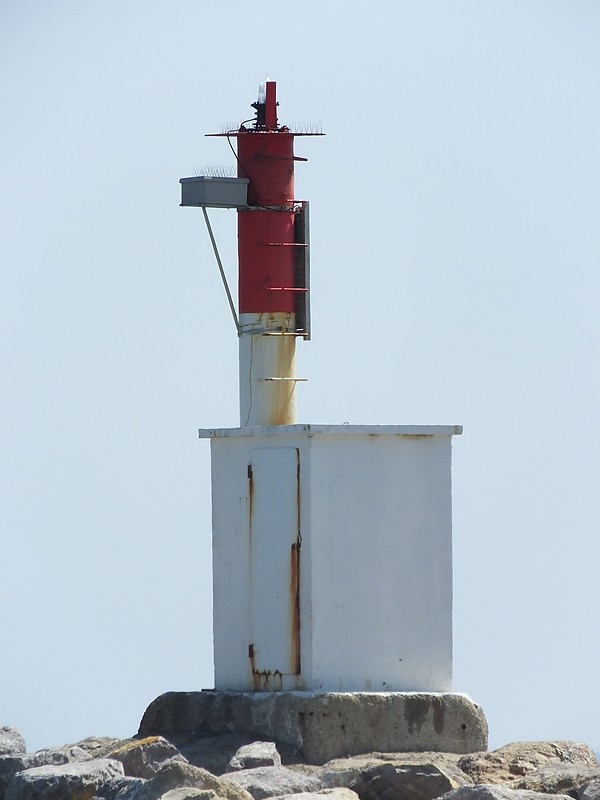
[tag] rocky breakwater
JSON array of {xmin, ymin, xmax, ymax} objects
[{"xmin": 2, "ymin": 724, "xmax": 600, "ymax": 800}]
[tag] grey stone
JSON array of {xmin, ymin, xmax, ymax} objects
[
  {"xmin": 228, "ymin": 742, "xmax": 282, "ymax": 772},
  {"xmin": 278, "ymin": 791, "xmax": 359, "ymax": 800},
  {"xmin": 0, "ymin": 744, "xmax": 94, "ymax": 799},
  {"xmin": 91, "ymin": 776, "xmax": 146, "ymax": 799},
  {"xmin": 351, "ymin": 763, "xmax": 461, "ymax": 800},
  {"xmin": 133, "ymin": 762, "xmax": 254, "ymax": 800},
  {"xmin": 580, "ymin": 779, "xmax": 600, "ymax": 800},
  {"xmin": 438, "ymin": 787, "xmax": 573, "ymax": 800},
  {"xmin": 458, "ymin": 742, "xmax": 600, "ymax": 786},
  {"xmin": 139, "ymin": 691, "xmax": 488, "ymax": 765},
  {"xmin": 34, "ymin": 744, "xmax": 93, "ymax": 765},
  {"xmin": 221, "ymin": 765, "xmax": 323, "ymax": 799},
  {"xmin": 167, "ymin": 735, "xmax": 278, "ymax": 776},
  {"xmin": 0, "ymin": 754, "xmax": 39, "ymax": 799},
  {"xmin": 161, "ymin": 792, "xmax": 218, "ymax": 800},
  {"xmin": 318, "ymin": 753, "xmax": 468, "ymax": 790},
  {"xmin": 515, "ymin": 765, "xmax": 600, "ymax": 796},
  {"xmin": 0, "ymin": 730, "xmax": 25, "ymax": 758},
  {"xmin": 77, "ymin": 737, "xmax": 127, "ymax": 759},
  {"xmin": 106, "ymin": 736, "xmax": 188, "ymax": 778},
  {"xmin": 4, "ymin": 758, "xmax": 124, "ymax": 800}
]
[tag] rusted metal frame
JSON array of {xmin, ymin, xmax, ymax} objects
[{"xmin": 201, "ymin": 207, "xmax": 240, "ymax": 335}]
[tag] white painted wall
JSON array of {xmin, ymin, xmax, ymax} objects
[{"xmin": 202, "ymin": 424, "xmax": 460, "ymax": 693}]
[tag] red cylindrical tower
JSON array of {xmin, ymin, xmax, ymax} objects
[{"xmin": 237, "ymin": 84, "xmax": 297, "ymax": 316}]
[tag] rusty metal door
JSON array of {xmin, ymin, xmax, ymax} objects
[{"xmin": 248, "ymin": 447, "xmax": 301, "ymax": 687}]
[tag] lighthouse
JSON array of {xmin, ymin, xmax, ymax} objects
[{"xmin": 155, "ymin": 81, "xmax": 488, "ymax": 759}]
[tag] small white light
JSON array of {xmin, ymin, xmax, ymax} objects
[{"xmin": 257, "ymin": 75, "xmax": 269, "ymax": 103}]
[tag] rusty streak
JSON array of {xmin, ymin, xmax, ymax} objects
[{"xmin": 290, "ymin": 541, "xmax": 301, "ymax": 675}]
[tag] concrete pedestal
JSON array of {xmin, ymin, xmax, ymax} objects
[{"xmin": 139, "ymin": 691, "xmax": 488, "ymax": 765}]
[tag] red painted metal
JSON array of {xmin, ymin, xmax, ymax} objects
[
  {"xmin": 265, "ymin": 81, "xmax": 278, "ymax": 129},
  {"xmin": 237, "ymin": 81, "xmax": 298, "ymax": 315}
]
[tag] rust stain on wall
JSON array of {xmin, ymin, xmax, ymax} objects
[{"xmin": 290, "ymin": 541, "xmax": 301, "ymax": 675}]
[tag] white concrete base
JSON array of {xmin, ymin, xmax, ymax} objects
[{"xmin": 139, "ymin": 690, "xmax": 488, "ymax": 764}]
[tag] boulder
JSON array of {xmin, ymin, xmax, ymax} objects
[
  {"xmin": 314, "ymin": 752, "xmax": 468, "ymax": 791},
  {"xmin": 227, "ymin": 742, "xmax": 282, "ymax": 771},
  {"xmin": 580, "ymin": 780, "xmax": 600, "ymax": 800},
  {"xmin": 168, "ymin": 734, "xmax": 288, "ymax": 776},
  {"xmin": 458, "ymin": 742, "xmax": 599, "ymax": 786},
  {"xmin": 278, "ymin": 790, "xmax": 359, "ymax": 800},
  {"xmin": 0, "ymin": 730, "xmax": 25, "ymax": 758},
  {"xmin": 160, "ymin": 792, "xmax": 218, "ymax": 800},
  {"xmin": 0, "ymin": 754, "xmax": 39, "ymax": 799},
  {"xmin": 0, "ymin": 744, "xmax": 93, "ymax": 799},
  {"xmin": 106, "ymin": 736, "xmax": 188, "ymax": 778},
  {"xmin": 4, "ymin": 758, "xmax": 124, "ymax": 800},
  {"xmin": 351, "ymin": 763, "xmax": 461, "ymax": 800},
  {"xmin": 132, "ymin": 762, "xmax": 254, "ymax": 800},
  {"xmin": 438, "ymin": 786, "xmax": 573, "ymax": 800},
  {"xmin": 515, "ymin": 765, "xmax": 600, "ymax": 796},
  {"xmin": 34, "ymin": 744, "xmax": 93, "ymax": 765},
  {"xmin": 222, "ymin": 765, "xmax": 323, "ymax": 799},
  {"xmin": 91, "ymin": 776, "xmax": 146, "ymax": 799},
  {"xmin": 77, "ymin": 737, "xmax": 126, "ymax": 759}
]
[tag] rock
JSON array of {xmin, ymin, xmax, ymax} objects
[
  {"xmin": 351, "ymin": 763, "xmax": 461, "ymax": 800},
  {"xmin": 77, "ymin": 737, "xmax": 126, "ymax": 759},
  {"xmin": 0, "ymin": 754, "xmax": 39, "ymax": 799},
  {"xmin": 140, "ymin": 691, "xmax": 488, "ymax": 765},
  {"xmin": 91, "ymin": 776, "xmax": 146, "ymax": 799},
  {"xmin": 106, "ymin": 736, "xmax": 188, "ymax": 778},
  {"xmin": 0, "ymin": 744, "xmax": 94, "ymax": 799},
  {"xmin": 222, "ymin": 765, "xmax": 323, "ymax": 799},
  {"xmin": 4, "ymin": 758, "xmax": 124, "ymax": 800},
  {"xmin": 133, "ymin": 762, "xmax": 254, "ymax": 800},
  {"xmin": 278, "ymin": 790, "xmax": 359, "ymax": 800},
  {"xmin": 0, "ymin": 730, "xmax": 25, "ymax": 758},
  {"xmin": 438, "ymin": 786, "xmax": 573, "ymax": 800},
  {"xmin": 580, "ymin": 780, "xmax": 600, "ymax": 800},
  {"xmin": 319, "ymin": 753, "xmax": 468, "ymax": 790},
  {"xmin": 34, "ymin": 744, "xmax": 93, "ymax": 765},
  {"xmin": 168, "ymin": 734, "xmax": 287, "ymax": 776},
  {"xmin": 458, "ymin": 742, "xmax": 599, "ymax": 786},
  {"xmin": 160, "ymin": 792, "xmax": 218, "ymax": 800},
  {"xmin": 515, "ymin": 765, "xmax": 600, "ymax": 796},
  {"xmin": 227, "ymin": 742, "xmax": 282, "ymax": 771}
]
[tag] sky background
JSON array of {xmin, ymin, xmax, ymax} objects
[{"xmin": 1, "ymin": 0, "xmax": 599, "ymax": 754}]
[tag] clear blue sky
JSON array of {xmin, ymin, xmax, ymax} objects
[{"xmin": 1, "ymin": 0, "xmax": 599, "ymax": 753}]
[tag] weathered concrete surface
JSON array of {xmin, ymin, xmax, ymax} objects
[{"xmin": 139, "ymin": 692, "xmax": 488, "ymax": 765}]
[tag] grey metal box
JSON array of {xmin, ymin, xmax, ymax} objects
[{"xmin": 180, "ymin": 176, "xmax": 249, "ymax": 209}]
